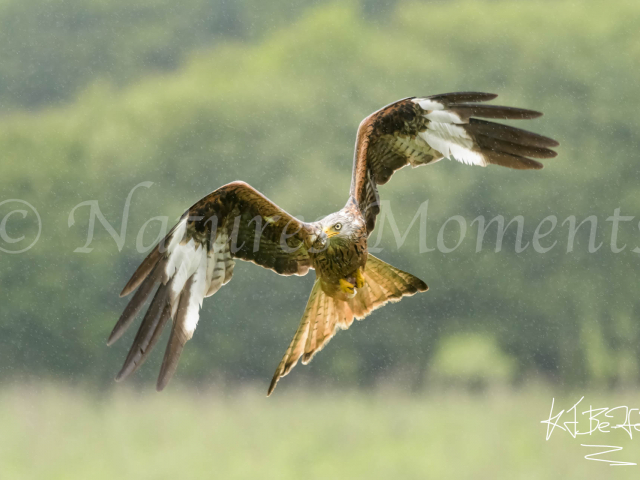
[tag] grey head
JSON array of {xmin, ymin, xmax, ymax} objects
[{"xmin": 304, "ymin": 207, "xmax": 364, "ymax": 252}]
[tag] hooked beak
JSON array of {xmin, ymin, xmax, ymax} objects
[{"xmin": 323, "ymin": 227, "xmax": 338, "ymax": 238}]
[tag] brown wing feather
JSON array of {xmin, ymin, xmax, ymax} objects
[
  {"xmin": 350, "ymin": 93, "xmax": 559, "ymax": 233},
  {"xmin": 156, "ymin": 277, "xmax": 193, "ymax": 391},
  {"xmin": 108, "ymin": 263, "xmax": 163, "ymax": 346},
  {"xmin": 114, "ymin": 279, "xmax": 173, "ymax": 382},
  {"xmin": 188, "ymin": 181, "xmax": 313, "ymax": 276}
]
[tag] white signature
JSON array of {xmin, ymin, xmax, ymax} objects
[{"xmin": 542, "ymin": 397, "xmax": 640, "ymax": 466}]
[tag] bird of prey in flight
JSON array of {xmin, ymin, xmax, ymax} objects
[{"xmin": 107, "ymin": 92, "xmax": 558, "ymax": 395}]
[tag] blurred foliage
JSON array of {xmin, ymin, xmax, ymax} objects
[
  {"xmin": 3, "ymin": 384, "xmax": 640, "ymax": 479},
  {"xmin": 0, "ymin": 0, "xmax": 639, "ymax": 391},
  {"xmin": 429, "ymin": 334, "xmax": 517, "ymax": 390},
  {"xmin": 0, "ymin": 0, "xmax": 327, "ymax": 110}
]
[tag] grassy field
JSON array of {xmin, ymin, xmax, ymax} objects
[{"xmin": 2, "ymin": 384, "xmax": 640, "ymax": 479}]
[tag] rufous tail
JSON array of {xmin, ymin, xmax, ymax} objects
[{"xmin": 267, "ymin": 255, "xmax": 427, "ymax": 396}]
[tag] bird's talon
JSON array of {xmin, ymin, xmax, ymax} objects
[
  {"xmin": 355, "ymin": 268, "xmax": 365, "ymax": 289},
  {"xmin": 339, "ymin": 278, "xmax": 355, "ymax": 295}
]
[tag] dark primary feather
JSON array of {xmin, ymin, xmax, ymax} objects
[
  {"xmin": 474, "ymin": 134, "xmax": 557, "ymax": 159},
  {"xmin": 466, "ymin": 118, "xmax": 559, "ymax": 148},
  {"xmin": 482, "ymin": 151, "xmax": 544, "ymax": 170},
  {"xmin": 118, "ymin": 214, "xmax": 191, "ymax": 297},
  {"xmin": 119, "ymin": 243, "xmax": 164, "ymax": 297},
  {"xmin": 115, "ymin": 280, "xmax": 172, "ymax": 382},
  {"xmin": 427, "ymin": 92, "xmax": 498, "ymax": 103},
  {"xmin": 108, "ymin": 266, "xmax": 161, "ymax": 346},
  {"xmin": 449, "ymin": 104, "xmax": 543, "ymax": 120},
  {"xmin": 156, "ymin": 277, "xmax": 193, "ymax": 391}
]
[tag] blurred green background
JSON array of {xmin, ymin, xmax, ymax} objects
[{"xmin": 1, "ymin": 0, "xmax": 639, "ymax": 478}]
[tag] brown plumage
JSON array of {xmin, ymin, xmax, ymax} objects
[{"xmin": 108, "ymin": 92, "xmax": 558, "ymax": 394}]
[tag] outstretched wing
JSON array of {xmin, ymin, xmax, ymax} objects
[
  {"xmin": 108, "ymin": 181, "xmax": 315, "ymax": 390},
  {"xmin": 351, "ymin": 92, "xmax": 559, "ymax": 233}
]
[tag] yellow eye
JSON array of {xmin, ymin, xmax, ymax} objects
[{"xmin": 334, "ymin": 223, "xmax": 342, "ymax": 231}]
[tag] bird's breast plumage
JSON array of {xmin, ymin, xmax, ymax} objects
[{"xmin": 310, "ymin": 221, "xmax": 367, "ymax": 284}]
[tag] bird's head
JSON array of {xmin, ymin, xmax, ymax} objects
[
  {"xmin": 320, "ymin": 210, "xmax": 360, "ymax": 245},
  {"xmin": 304, "ymin": 208, "xmax": 364, "ymax": 253}
]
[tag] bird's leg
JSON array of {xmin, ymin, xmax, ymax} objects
[
  {"xmin": 339, "ymin": 278, "xmax": 355, "ymax": 295},
  {"xmin": 355, "ymin": 268, "xmax": 365, "ymax": 289}
]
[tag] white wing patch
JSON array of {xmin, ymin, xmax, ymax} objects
[
  {"xmin": 413, "ymin": 97, "xmax": 487, "ymax": 167},
  {"xmin": 415, "ymin": 98, "xmax": 445, "ymax": 111},
  {"xmin": 162, "ymin": 217, "xmax": 235, "ymax": 338},
  {"xmin": 419, "ymin": 123, "xmax": 486, "ymax": 167},
  {"xmin": 423, "ymin": 110, "xmax": 464, "ymax": 124}
]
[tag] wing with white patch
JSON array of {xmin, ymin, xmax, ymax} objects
[
  {"xmin": 350, "ymin": 92, "xmax": 559, "ymax": 233},
  {"xmin": 108, "ymin": 181, "xmax": 315, "ymax": 390}
]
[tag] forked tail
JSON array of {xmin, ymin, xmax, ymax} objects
[{"xmin": 267, "ymin": 254, "xmax": 427, "ymax": 395}]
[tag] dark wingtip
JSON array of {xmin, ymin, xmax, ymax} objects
[
  {"xmin": 453, "ymin": 104, "xmax": 544, "ymax": 120},
  {"xmin": 115, "ymin": 362, "xmax": 135, "ymax": 383},
  {"xmin": 428, "ymin": 92, "xmax": 498, "ymax": 103},
  {"xmin": 478, "ymin": 93, "xmax": 499, "ymax": 101},
  {"xmin": 267, "ymin": 376, "xmax": 278, "ymax": 397},
  {"xmin": 156, "ymin": 365, "xmax": 175, "ymax": 392},
  {"xmin": 120, "ymin": 278, "xmax": 139, "ymax": 298},
  {"xmin": 520, "ymin": 160, "xmax": 544, "ymax": 170},
  {"xmin": 120, "ymin": 279, "xmax": 138, "ymax": 297},
  {"xmin": 107, "ymin": 319, "xmax": 132, "ymax": 346},
  {"xmin": 156, "ymin": 364, "xmax": 178, "ymax": 391},
  {"xmin": 119, "ymin": 245, "xmax": 164, "ymax": 297},
  {"xmin": 466, "ymin": 119, "xmax": 559, "ymax": 149},
  {"xmin": 526, "ymin": 160, "xmax": 544, "ymax": 170},
  {"xmin": 109, "ymin": 272, "xmax": 162, "ymax": 346},
  {"xmin": 156, "ymin": 332, "xmax": 187, "ymax": 392}
]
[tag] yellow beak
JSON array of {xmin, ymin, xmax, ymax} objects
[{"xmin": 323, "ymin": 227, "xmax": 338, "ymax": 238}]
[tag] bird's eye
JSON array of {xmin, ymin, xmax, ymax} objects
[{"xmin": 334, "ymin": 223, "xmax": 342, "ymax": 231}]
